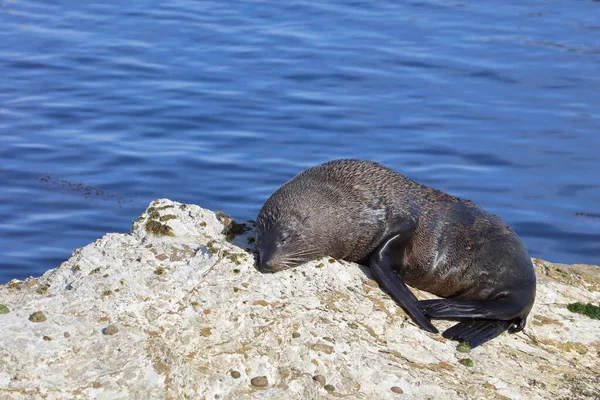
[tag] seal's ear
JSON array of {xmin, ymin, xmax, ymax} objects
[{"xmin": 369, "ymin": 221, "xmax": 438, "ymax": 334}]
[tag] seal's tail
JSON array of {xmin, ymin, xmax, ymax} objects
[{"xmin": 442, "ymin": 319, "xmax": 513, "ymax": 348}]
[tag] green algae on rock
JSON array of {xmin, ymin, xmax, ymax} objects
[
  {"xmin": 215, "ymin": 211, "xmax": 231, "ymax": 224},
  {"xmin": 222, "ymin": 250, "xmax": 246, "ymax": 265},
  {"xmin": 146, "ymin": 208, "xmax": 160, "ymax": 220},
  {"xmin": 36, "ymin": 284, "xmax": 50, "ymax": 295},
  {"xmin": 0, "ymin": 304, "xmax": 9, "ymax": 314},
  {"xmin": 456, "ymin": 341, "xmax": 472, "ymax": 353},
  {"xmin": 205, "ymin": 241, "xmax": 219, "ymax": 255},
  {"xmin": 459, "ymin": 358, "xmax": 474, "ymax": 367},
  {"xmin": 146, "ymin": 204, "xmax": 175, "ymax": 221},
  {"xmin": 567, "ymin": 302, "xmax": 600, "ymax": 320},
  {"xmin": 145, "ymin": 220, "xmax": 175, "ymax": 237},
  {"xmin": 159, "ymin": 214, "xmax": 177, "ymax": 222}
]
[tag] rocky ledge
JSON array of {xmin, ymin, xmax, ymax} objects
[{"xmin": 1, "ymin": 199, "xmax": 599, "ymax": 399}]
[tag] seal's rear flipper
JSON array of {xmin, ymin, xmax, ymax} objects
[
  {"xmin": 442, "ymin": 319, "xmax": 513, "ymax": 348},
  {"xmin": 416, "ymin": 299, "xmax": 521, "ymax": 320},
  {"xmin": 370, "ymin": 228, "xmax": 439, "ymax": 334}
]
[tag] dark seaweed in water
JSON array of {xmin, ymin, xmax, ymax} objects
[
  {"xmin": 575, "ymin": 212, "xmax": 600, "ymax": 219},
  {"xmin": 39, "ymin": 175, "xmax": 131, "ymax": 206}
]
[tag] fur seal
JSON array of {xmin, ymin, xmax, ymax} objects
[{"xmin": 255, "ymin": 159, "xmax": 536, "ymax": 348}]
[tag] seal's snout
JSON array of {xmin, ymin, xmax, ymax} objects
[
  {"xmin": 259, "ymin": 258, "xmax": 276, "ymax": 273},
  {"xmin": 258, "ymin": 255, "xmax": 284, "ymax": 273},
  {"xmin": 257, "ymin": 244, "xmax": 276, "ymax": 273},
  {"xmin": 258, "ymin": 245, "xmax": 287, "ymax": 273}
]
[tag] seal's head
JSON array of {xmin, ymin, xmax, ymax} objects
[
  {"xmin": 255, "ymin": 174, "xmax": 339, "ymax": 273},
  {"xmin": 255, "ymin": 204, "xmax": 318, "ymax": 273},
  {"xmin": 255, "ymin": 159, "xmax": 390, "ymax": 273}
]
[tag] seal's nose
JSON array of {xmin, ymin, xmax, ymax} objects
[
  {"xmin": 257, "ymin": 246, "xmax": 275, "ymax": 273},
  {"xmin": 260, "ymin": 258, "xmax": 276, "ymax": 273},
  {"xmin": 259, "ymin": 242, "xmax": 272, "ymax": 262}
]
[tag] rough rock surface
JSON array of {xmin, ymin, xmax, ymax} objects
[{"xmin": 1, "ymin": 199, "xmax": 599, "ymax": 400}]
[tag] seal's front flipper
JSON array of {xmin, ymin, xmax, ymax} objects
[
  {"xmin": 442, "ymin": 319, "xmax": 513, "ymax": 348},
  {"xmin": 370, "ymin": 228, "xmax": 439, "ymax": 334},
  {"xmin": 371, "ymin": 262, "xmax": 439, "ymax": 333},
  {"xmin": 417, "ymin": 299, "xmax": 521, "ymax": 320}
]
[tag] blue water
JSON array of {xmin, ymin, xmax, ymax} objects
[{"xmin": 1, "ymin": 0, "xmax": 599, "ymax": 283}]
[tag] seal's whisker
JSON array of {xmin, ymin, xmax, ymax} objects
[
  {"xmin": 282, "ymin": 254, "xmax": 319, "ymax": 262},
  {"xmin": 283, "ymin": 258, "xmax": 309, "ymax": 263},
  {"xmin": 283, "ymin": 249, "xmax": 320, "ymax": 257},
  {"xmin": 285, "ymin": 252, "xmax": 320, "ymax": 259},
  {"xmin": 281, "ymin": 254, "xmax": 315, "ymax": 261}
]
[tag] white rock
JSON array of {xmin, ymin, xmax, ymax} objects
[{"xmin": 0, "ymin": 199, "xmax": 599, "ymax": 399}]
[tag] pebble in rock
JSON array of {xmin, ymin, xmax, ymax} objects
[
  {"xmin": 230, "ymin": 370, "xmax": 241, "ymax": 379},
  {"xmin": 391, "ymin": 386, "xmax": 404, "ymax": 394},
  {"xmin": 29, "ymin": 312, "xmax": 46, "ymax": 322},
  {"xmin": 324, "ymin": 384, "xmax": 335, "ymax": 392},
  {"xmin": 250, "ymin": 376, "xmax": 268, "ymax": 388},
  {"xmin": 312, "ymin": 375, "xmax": 326, "ymax": 386},
  {"xmin": 102, "ymin": 324, "xmax": 119, "ymax": 335}
]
